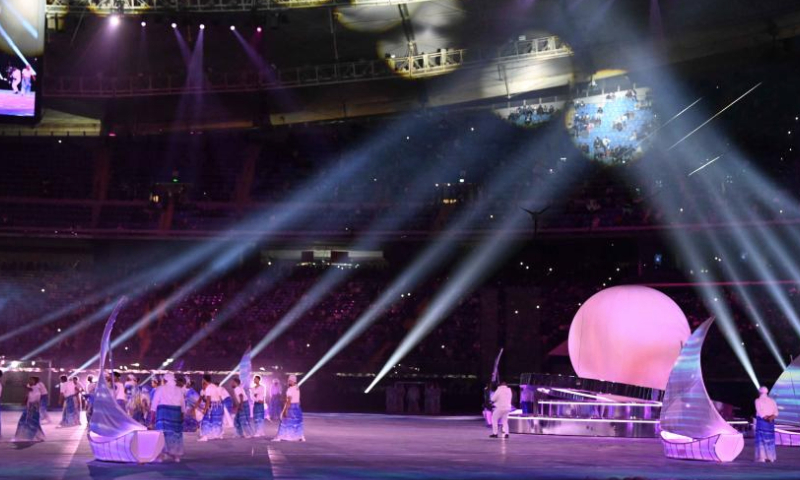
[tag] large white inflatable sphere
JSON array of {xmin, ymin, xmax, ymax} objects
[{"xmin": 568, "ymin": 285, "xmax": 690, "ymax": 390}]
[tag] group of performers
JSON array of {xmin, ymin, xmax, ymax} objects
[
  {"xmin": 0, "ymin": 63, "xmax": 35, "ymax": 96},
  {"xmin": 0, "ymin": 368, "xmax": 305, "ymax": 462}
]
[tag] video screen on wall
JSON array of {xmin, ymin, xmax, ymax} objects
[{"xmin": 0, "ymin": 0, "xmax": 45, "ymax": 120}]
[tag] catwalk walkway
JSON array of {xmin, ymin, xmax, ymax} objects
[{"xmin": 2, "ymin": 411, "xmax": 800, "ymax": 479}]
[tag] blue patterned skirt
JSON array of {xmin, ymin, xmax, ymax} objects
[
  {"xmin": 156, "ymin": 405, "xmax": 184, "ymax": 457},
  {"xmin": 755, "ymin": 416, "xmax": 777, "ymax": 462},
  {"xmin": 15, "ymin": 402, "xmax": 45, "ymax": 442},
  {"xmin": 200, "ymin": 402, "xmax": 224, "ymax": 439},
  {"xmin": 39, "ymin": 394, "xmax": 50, "ymax": 421},
  {"xmin": 275, "ymin": 403, "xmax": 304, "ymax": 441},
  {"xmin": 253, "ymin": 402, "xmax": 266, "ymax": 436},
  {"xmin": 60, "ymin": 395, "xmax": 81, "ymax": 427},
  {"xmin": 234, "ymin": 402, "xmax": 254, "ymax": 438},
  {"xmin": 269, "ymin": 396, "xmax": 283, "ymax": 421},
  {"xmin": 183, "ymin": 409, "xmax": 199, "ymax": 432}
]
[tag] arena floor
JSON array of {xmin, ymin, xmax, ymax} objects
[
  {"xmin": 0, "ymin": 89, "xmax": 35, "ymax": 116},
  {"xmin": 1, "ymin": 411, "xmax": 799, "ymax": 480}
]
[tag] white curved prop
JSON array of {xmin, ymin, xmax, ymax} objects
[
  {"xmin": 88, "ymin": 297, "xmax": 165, "ymax": 463},
  {"xmin": 659, "ymin": 317, "xmax": 743, "ymax": 462}
]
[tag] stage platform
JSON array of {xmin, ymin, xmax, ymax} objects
[{"xmin": 2, "ymin": 411, "xmax": 800, "ymax": 479}]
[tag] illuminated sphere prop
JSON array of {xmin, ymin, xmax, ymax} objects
[{"xmin": 568, "ymin": 285, "xmax": 690, "ymax": 390}]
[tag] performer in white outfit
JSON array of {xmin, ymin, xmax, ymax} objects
[
  {"xmin": 755, "ymin": 386, "xmax": 779, "ymax": 463},
  {"xmin": 151, "ymin": 373, "xmax": 186, "ymax": 462},
  {"xmin": 199, "ymin": 375, "xmax": 224, "ymax": 441},
  {"xmin": 251, "ymin": 376, "xmax": 268, "ymax": 437},
  {"xmin": 59, "ymin": 375, "xmax": 81, "ymax": 427},
  {"xmin": 490, "ymin": 382, "xmax": 513, "ymax": 439}
]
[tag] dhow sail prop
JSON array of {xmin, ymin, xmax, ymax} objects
[
  {"xmin": 659, "ymin": 317, "xmax": 743, "ymax": 462},
  {"xmin": 771, "ymin": 355, "xmax": 800, "ymax": 446},
  {"xmin": 88, "ymin": 297, "xmax": 165, "ymax": 463}
]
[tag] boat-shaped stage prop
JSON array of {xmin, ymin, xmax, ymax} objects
[
  {"xmin": 770, "ymin": 355, "xmax": 800, "ymax": 446},
  {"xmin": 659, "ymin": 317, "xmax": 744, "ymax": 462},
  {"xmin": 87, "ymin": 297, "xmax": 164, "ymax": 463}
]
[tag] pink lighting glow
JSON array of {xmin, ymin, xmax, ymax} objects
[{"xmin": 109, "ymin": 15, "xmax": 120, "ymax": 27}]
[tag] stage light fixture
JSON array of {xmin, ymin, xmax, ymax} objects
[
  {"xmin": 200, "ymin": 24, "xmax": 206, "ymax": 30},
  {"xmin": 171, "ymin": 22, "xmax": 177, "ymax": 29},
  {"xmin": 109, "ymin": 15, "xmax": 121, "ymax": 27},
  {"xmin": 257, "ymin": 26, "xmax": 263, "ymax": 33},
  {"xmin": 230, "ymin": 25, "xmax": 236, "ymax": 31},
  {"xmin": 141, "ymin": 21, "xmax": 146, "ymax": 27}
]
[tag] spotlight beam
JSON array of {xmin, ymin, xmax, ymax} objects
[
  {"xmin": 680, "ymin": 174, "xmax": 787, "ymax": 368},
  {"xmin": 631, "ymin": 150, "xmax": 760, "ymax": 389},
  {"xmin": 365, "ymin": 143, "xmax": 584, "ymax": 393},
  {"xmin": 228, "ymin": 119, "xmax": 509, "ymax": 385},
  {"xmin": 301, "ymin": 132, "xmax": 571, "ymax": 386},
  {"xmin": 66, "ymin": 117, "xmax": 429, "ymax": 374},
  {"xmin": 667, "ymin": 83, "xmax": 761, "ymax": 151},
  {"xmin": 142, "ymin": 268, "xmax": 287, "ymax": 385}
]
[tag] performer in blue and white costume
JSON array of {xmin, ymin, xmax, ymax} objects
[
  {"xmin": 14, "ymin": 376, "xmax": 45, "ymax": 443},
  {"xmin": 183, "ymin": 379, "xmax": 200, "ymax": 433},
  {"xmin": 37, "ymin": 378, "xmax": 51, "ymax": 424},
  {"xmin": 755, "ymin": 386, "xmax": 779, "ymax": 463},
  {"xmin": 151, "ymin": 373, "xmax": 186, "ymax": 462},
  {"xmin": 232, "ymin": 378, "xmax": 253, "ymax": 438},
  {"xmin": 199, "ymin": 374, "xmax": 224, "ymax": 441},
  {"xmin": 59, "ymin": 375, "xmax": 81, "ymax": 427},
  {"xmin": 251, "ymin": 375, "xmax": 268, "ymax": 437},
  {"xmin": 273, "ymin": 375, "xmax": 305, "ymax": 442}
]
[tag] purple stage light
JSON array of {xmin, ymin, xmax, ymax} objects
[
  {"xmin": 230, "ymin": 25, "xmax": 236, "ymax": 31},
  {"xmin": 109, "ymin": 15, "xmax": 121, "ymax": 27},
  {"xmin": 257, "ymin": 26, "xmax": 263, "ymax": 33},
  {"xmin": 141, "ymin": 21, "xmax": 147, "ymax": 27},
  {"xmin": 171, "ymin": 22, "xmax": 177, "ymax": 29},
  {"xmin": 200, "ymin": 24, "xmax": 206, "ymax": 30}
]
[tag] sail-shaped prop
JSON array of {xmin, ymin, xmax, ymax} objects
[
  {"xmin": 238, "ymin": 348, "xmax": 253, "ymax": 398},
  {"xmin": 771, "ymin": 355, "xmax": 800, "ymax": 446},
  {"xmin": 491, "ymin": 348, "xmax": 504, "ymax": 385},
  {"xmin": 88, "ymin": 297, "xmax": 165, "ymax": 463},
  {"xmin": 659, "ymin": 317, "xmax": 744, "ymax": 462}
]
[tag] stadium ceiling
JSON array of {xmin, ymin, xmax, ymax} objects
[{"xmin": 45, "ymin": 0, "xmax": 437, "ymax": 15}]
